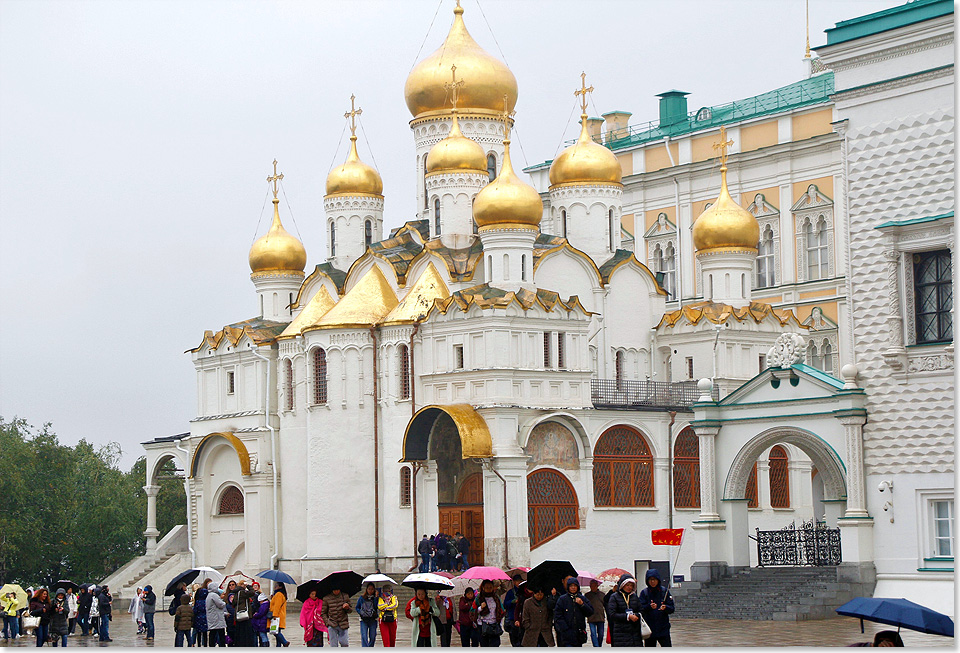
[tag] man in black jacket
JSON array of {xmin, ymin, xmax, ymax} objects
[
  {"xmin": 553, "ymin": 578, "xmax": 593, "ymax": 647},
  {"xmin": 417, "ymin": 535, "xmax": 432, "ymax": 573},
  {"xmin": 96, "ymin": 586, "xmax": 113, "ymax": 642},
  {"xmin": 455, "ymin": 532, "xmax": 470, "ymax": 571},
  {"xmin": 77, "ymin": 588, "xmax": 92, "ymax": 636},
  {"xmin": 638, "ymin": 570, "xmax": 674, "ymax": 647}
]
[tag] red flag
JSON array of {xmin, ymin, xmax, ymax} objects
[{"xmin": 651, "ymin": 528, "xmax": 684, "ymax": 546}]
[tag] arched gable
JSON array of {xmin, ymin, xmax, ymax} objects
[{"xmin": 189, "ymin": 432, "xmax": 252, "ymax": 478}]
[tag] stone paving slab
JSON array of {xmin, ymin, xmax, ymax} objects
[{"xmin": 1, "ymin": 609, "xmax": 952, "ymax": 647}]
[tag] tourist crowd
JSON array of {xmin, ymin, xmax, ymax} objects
[
  {"xmin": 417, "ymin": 533, "xmax": 471, "ymax": 573},
  {"xmin": 4, "ymin": 584, "xmax": 116, "ymax": 646}
]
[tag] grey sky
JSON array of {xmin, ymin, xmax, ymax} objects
[{"xmin": 0, "ymin": 0, "xmax": 899, "ymax": 468}]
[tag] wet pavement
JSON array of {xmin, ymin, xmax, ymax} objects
[{"xmin": 1, "ymin": 609, "xmax": 952, "ymax": 647}]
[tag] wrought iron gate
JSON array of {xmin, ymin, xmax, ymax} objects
[{"xmin": 754, "ymin": 519, "xmax": 841, "ymax": 566}]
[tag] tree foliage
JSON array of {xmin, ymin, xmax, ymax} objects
[{"xmin": 0, "ymin": 417, "xmax": 185, "ymax": 586}]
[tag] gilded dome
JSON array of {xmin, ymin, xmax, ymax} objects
[
  {"xmin": 426, "ymin": 112, "xmax": 488, "ymax": 174},
  {"xmin": 325, "ymin": 136, "xmax": 383, "ymax": 197},
  {"xmin": 549, "ymin": 115, "xmax": 622, "ymax": 187},
  {"xmin": 404, "ymin": 4, "xmax": 518, "ymax": 119},
  {"xmin": 692, "ymin": 167, "xmax": 759, "ymax": 253},
  {"xmin": 473, "ymin": 139, "xmax": 542, "ymax": 231},
  {"xmin": 249, "ymin": 199, "xmax": 307, "ymax": 274}
]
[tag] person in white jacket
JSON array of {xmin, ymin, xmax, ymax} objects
[
  {"xmin": 66, "ymin": 588, "xmax": 79, "ymax": 636},
  {"xmin": 88, "ymin": 586, "xmax": 100, "ymax": 637},
  {"xmin": 128, "ymin": 587, "xmax": 145, "ymax": 634},
  {"xmin": 205, "ymin": 588, "xmax": 228, "ymax": 648}
]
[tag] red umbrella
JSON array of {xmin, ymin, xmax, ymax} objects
[{"xmin": 596, "ymin": 568, "xmax": 631, "ymax": 583}]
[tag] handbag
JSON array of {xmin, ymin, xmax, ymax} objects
[
  {"xmin": 22, "ymin": 615, "xmax": 40, "ymax": 630},
  {"xmin": 381, "ymin": 611, "xmax": 394, "ymax": 623},
  {"xmin": 235, "ymin": 604, "xmax": 250, "ymax": 622},
  {"xmin": 480, "ymin": 622, "xmax": 502, "ymax": 638},
  {"xmin": 577, "ymin": 629, "xmax": 588, "ymax": 645},
  {"xmin": 639, "ymin": 615, "xmax": 652, "ymax": 640}
]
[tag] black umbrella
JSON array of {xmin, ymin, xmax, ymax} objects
[
  {"xmin": 296, "ymin": 571, "xmax": 363, "ymax": 603},
  {"xmin": 527, "ymin": 560, "xmax": 578, "ymax": 594},
  {"xmin": 52, "ymin": 580, "xmax": 79, "ymax": 593},
  {"xmin": 165, "ymin": 569, "xmax": 201, "ymax": 596},
  {"xmin": 79, "ymin": 583, "xmax": 93, "ymax": 590}
]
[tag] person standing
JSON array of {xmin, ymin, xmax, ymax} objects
[
  {"xmin": 583, "ymin": 580, "xmax": 606, "ymax": 647},
  {"xmin": 418, "ymin": 536, "xmax": 432, "ymax": 573},
  {"xmin": 299, "ymin": 590, "xmax": 326, "ymax": 648},
  {"xmin": 320, "ymin": 588, "xmax": 351, "ymax": 647},
  {"xmin": 470, "ymin": 580, "xmax": 504, "ymax": 648},
  {"xmin": 520, "ymin": 587, "xmax": 555, "ymax": 647},
  {"xmin": 434, "ymin": 534, "xmax": 447, "ymax": 573},
  {"xmin": 355, "ymin": 584, "xmax": 379, "ymax": 647},
  {"xmin": 455, "ymin": 533, "xmax": 470, "ymax": 572},
  {"xmin": 377, "ymin": 586, "xmax": 398, "ymax": 648},
  {"xmin": 96, "ymin": 585, "xmax": 112, "ymax": 643},
  {"xmin": 637, "ymin": 570, "xmax": 673, "ymax": 648},
  {"xmin": 88, "ymin": 586, "xmax": 100, "ymax": 637},
  {"xmin": 193, "ymin": 580, "xmax": 210, "ymax": 647},
  {"xmin": 457, "ymin": 588, "xmax": 479, "ymax": 648},
  {"xmin": 2, "ymin": 591, "xmax": 19, "ymax": 640},
  {"xmin": 174, "ymin": 595, "xmax": 194, "ymax": 647},
  {"xmin": 252, "ymin": 591, "xmax": 271, "ymax": 647},
  {"xmin": 75, "ymin": 587, "xmax": 91, "ymax": 637},
  {"xmin": 502, "ymin": 575, "xmax": 523, "ymax": 647},
  {"xmin": 553, "ymin": 579, "xmax": 593, "ymax": 648},
  {"xmin": 48, "ymin": 589, "xmax": 69, "ymax": 647},
  {"xmin": 205, "ymin": 588, "xmax": 227, "ymax": 647},
  {"xmin": 29, "ymin": 588, "xmax": 51, "ymax": 647},
  {"xmin": 434, "ymin": 591, "xmax": 453, "ymax": 647},
  {"xmin": 405, "ymin": 588, "xmax": 439, "ymax": 647},
  {"xmin": 269, "ymin": 584, "xmax": 290, "ymax": 647},
  {"xmin": 232, "ymin": 581, "xmax": 258, "ymax": 647},
  {"xmin": 65, "ymin": 588, "xmax": 78, "ymax": 637},
  {"xmin": 606, "ymin": 575, "xmax": 642, "ymax": 648},
  {"xmin": 128, "ymin": 587, "xmax": 144, "ymax": 636},
  {"xmin": 223, "ymin": 580, "xmax": 238, "ymax": 645},
  {"xmin": 141, "ymin": 585, "xmax": 157, "ymax": 642}
]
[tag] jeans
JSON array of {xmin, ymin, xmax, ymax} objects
[
  {"xmin": 208, "ymin": 628, "xmax": 226, "ymax": 647},
  {"xmin": 51, "ymin": 633, "xmax": 68, "ymax": 647},
  {"xmin": 379, "ymin": 620, "xmax": 397, "ymax": 647},
  {"xmin": 90, "ymin": 616, "xmax": 99, "ymax": 635},
  {"xmin": 144, "ymin": 612, "xmax": 155, "ymax": 639},
  {"xmin": 460, "ymin": 552, "xmax": 470, "ymax": 571},
  {"xmin": 459, "ymin": 623, "xmax": 480, "ymax": 647},
  {"xmin": 98, "ymin": 615, "xmax": 109, "ymax": 641},
  {"xmin": 273, "ymin": 627, "xmax": 289, "ymax": 646},
  {"xmin": 359, "ymin": 619, "xmax": 377, "ymax": 647},
  {"xmin": 175, "ymin": 629, "xmax": 192, "ymax": 647},
  {"xmin": 589, "ymin": 622, "xmax": 604, "ymax": 647},
  {"xmin": 77, "ymin": 615, "xmax": 89, "ymax": 636},
  {"xmin": 258, "ymin": 631, "xmax": 270, "ymax": 646},
  {"xmin": 328, "ymin": 626, "xmax": 348, "ymax": 647},
  {"xmin": 429, "ymin": 555, "xmax": 437, "ymax": 572},
  {"xmin": 3, "ymin": 614, "xmax": 19, "ymax": 638},
  {"xmin": 644, "ymin": 634, "xmax": 671, "ymax": 647},
  {"xmin": 35, "ymin": 623, "xmax": 49, "ymax": 647},
  {"xmin": 68, "ymin": 618, "xmax": 76, "ymax": 635},
  {"xmin": 195, "ymin": 628, "xmax": 208, "ymax": 646}
]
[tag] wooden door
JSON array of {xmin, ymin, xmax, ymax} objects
[{"xmin": 437, "ymin": 473, "xmax": 484, "ymax": 566}]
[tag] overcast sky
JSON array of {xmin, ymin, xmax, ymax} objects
[{"xmin": 0, "ymin": 0, "xmax": 900, "ymax": 468}]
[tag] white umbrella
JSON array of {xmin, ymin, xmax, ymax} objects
[
  {"xmin": 402, "ymin": 573, "xmax": 456, "ymax": 591},
  {"xmin": 193, "ymin": 567, "xmax": 225, "ymax": 584},
  {"xmin": 440, "ymin": 575, "xmax": 482, "ymax": 598},
  {"xmin": 362, "ymin": 573, "xmax": 398, "ymax": 586}
]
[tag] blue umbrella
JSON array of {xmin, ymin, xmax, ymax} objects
[
  {"xmin": 256, "ymin": 569, "xmax": 297, "ymax": 585},
  {"xmin": 836, "ymin": 597, "xmax": 954, "ymax": 637}
]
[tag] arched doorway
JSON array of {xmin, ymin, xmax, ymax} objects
[{"xmin": 440, "ymin": 472, "xmax": 484, "ymax": 565}]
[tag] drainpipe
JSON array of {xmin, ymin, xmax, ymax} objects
[
  {"xmin": 409, "ymin": 322, "xmax": 421, "ymax": 571},
  {"xmin": 667, "ymin": 411, "xmax": 676, "ymax": 529},
  {"xmin": 368, "ymin": 327, "xmax": 382, "ymax": 572},
  {"xmin": 409, "ymin": 462, "xmax": 422, "ymax": 572},
  {"xmin": 663, "ymin": 136, "xmax": 683, "ymax": 309},
  {"xmin": 249, "ymin": 343, "xmax": 280, "ymax": 570},
  {"xmin": 174, "ymin": 438, "xmax": 197, "ymax": 568},
  {"xmin": 486, "ymin": 461, "xmax": 510, "ymax": 568}
]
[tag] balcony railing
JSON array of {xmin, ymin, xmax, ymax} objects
[{"xmin": 590, "ymin": 378, "xmax": 718, "ymax": 411}]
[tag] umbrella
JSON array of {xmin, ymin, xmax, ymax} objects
[
  {"xmin": 577, "ymin": 571, "xmax": 598, "ymax": 587},
  {"xmin": 596, "ymin": 568, "xmax": 631, "ymax": 583},
  {"xmin": 296, "ymin": 579, "xmax": 325, "ymax": 603},
  {"xmin": 362, "ymin": 573, "xmax": 398, "ymax": 586},
  {"xmin": 433, "ymin": 571, "xmax": 456, "ymax": 579},
  {"xmin": 836, "ymin": 597, "xmax": 954, "ymax": 637},
  {"xmin": 440, "ymin": 575, "xmax": 482, "ymax": 598},
  {"xmin": 527, "ymin": 560, "xmax": 578, "ymax": 594},
  {"xmin": 505, "ymin": 567, "xmax": 529, "ymax": 581},
  {"xmin": 166, "ymin": 569, "xmax": 201, "ymax": 596},
  {"xmin": 219, "ymin": 572, "xmax": 256, "ymax": 591},
  {"xmin": 459, "ymin": 566, "xmax": 511, "ymax": 582},
  {"xmin": 192, "ymin": 566, "xmax": 225, "ymax": 584},
  {"xmin": 257, "ymin": 570, "xmax": 297, "ymax": 586},
  {"xmin": 52, "ymin": 580, "xmax": 79, "ymax": 593},
  {"xmin": 402, "ymin": 573, "xmax": 456, "ymax": 592},
  {"xmin": 0, "ymin": 584, "xmax": 28, "ymax": 609},
  {"xmin": 302, "ymin": 571, "xmax": 363, "ymax": 602}
]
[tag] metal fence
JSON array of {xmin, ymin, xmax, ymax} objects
[
  {"xmin": 590, "ymin": 378, "xmax": 717, "ymax": 411},
  {"xmin": 754, "ymin": 519, "xmax": 842, "ymax": 567}
]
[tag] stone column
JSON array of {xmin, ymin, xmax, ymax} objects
[
  {"xmin": 694, "ymin": 422, "xmax": 721, "ymax": 521},
  {"xmin": 690, "ymin": 419, "xmax": 727, "ymax": 582},
  {"xmin": 880, "ymin": 245, "xmax": 907, "ymax": 370},
  {"xmin": 836, "ymin": 410, "xmax": 869, "ymax": 517},
  {"xmin": 144, "ymin": 485, "xmax": 161, "ymax": 555}
]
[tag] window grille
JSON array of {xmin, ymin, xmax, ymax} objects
[
  {"xmin": 218, "ymin": 486, "xmax": 244, "ymax": 515},
  {"xmin": 487, "ymin": 153, "xmax": 497, "ymax": 182},
  {"xmin": 227, "ymin": 371, "xmax": 235, "ymax": 395},
  {"xmin": 757, "ymin": 225, "xmax": 775, "ymax": 288},
  {"xmin": 557, "ymin": 332, "xmax": 565, "ymax": 369},
  {"xmin": 663, "ymin": 243, "xmax": 676, "ymax": 298},
  {"xmin": 933, "ymin": 499, "xmax": 954, "ymax": 557},
  {"xmin": 365, "ymin": 220, "xmax": 373, "ymax": 248},
  {"xmin": 914, "ymin": 250, "xmax": 953, "ymax": 344},
  {"xmin": 528, "ymin": 469, "xmax": 579, "ymax": 548},
  {"xmin": 561, "ymin": 210, "xmax": 567, "ymax": 239},
  {"xmin": 746, "ymin": 462, "xmax": 759, "ymax": 508},
  {"xmin": 398, "ymin": 344, "xmax": 411, "ymax": 400},
  {"xmin": 769, "ymin": 445, "xmax": 790, "ymax": 508},
  {"xmin": 543, "ymin": 333, "xmax": 552, "ymax": 368},
  {"xmin": 615, "ymin": 350, "xmax": 624, "ymax": 389},
  {"xmin": 434, "ymin": 198, "xmax": 441, "ymax": 236},
  {"xmin": 806, "ymin": 217, "xmax": 829, "ymax": 280},
  {"xmin": 400, "ymin": 466, "xmax": 412, "ymax": 507},
  {"xmin": 673, "ymin": 428, "xmax": 700, "ymax": 508},
  {"xmin": 454, "ymin": 344, "xmax": 464, "ymax": 370},
  {"xmin": 330, "ymin": 222, "xmax": 337, "ymax": 257},
  {"xmin": 313, "ymin": 348, "xmax": 328, "ymax": 405},
  {"xmin": 284, "ymin": 359, "xmax": 294, "ymax": 411},
  {"xmin": 593, "ymin": 425, "xmax": 654, "ymax": 507},
  {"xmin": 686, "ymin": 357, "xmax": 694, "ymax": 380}
]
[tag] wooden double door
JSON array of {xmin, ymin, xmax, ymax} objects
[{"xmin": 438, "ymin": 472, "xmax": 484, "ymax": 566}]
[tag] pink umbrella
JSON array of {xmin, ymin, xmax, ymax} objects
[
  {"xmin": 433, "ymin": 571, "xmax": 456, "ymax": 579},
  {"xmin": 459, "ymin": 566, "xmax": 512, "ymax": 581},
  {"xmin": 577, "ymin": 570, "xmax": 598, "ymax": 587}
]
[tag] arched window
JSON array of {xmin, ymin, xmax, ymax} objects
[
  {"xmin": 807, "ymin": 340, "xmax": 822, "ymax": 370},
  {"xmin": 757, "ymin": 225, "xmax": 775, "ymax": 288},
  {"xmin": 806, "ymin": 217, "xmax": 829, "ymax": 280},
  {"xmin": 593, "ymin": 426, "xmax": 654, "ymax": 507},
  {"xmin": 615, "ymin": 350, "xmax": 625, "ymax": 389},
  {"xmin": 312, "ymin": 348, "xmax": 327, "ymax": 405},
  {"xmin": 609, "ymin": 208, "xmax": 616, "ymax": 251},
  {"xmin": 561, "ymin": 210, "xmax": 568, "ymax": 239},
  {"xmin": 503, "ymin": 254, "xmax": 510, "ymax": 281},
  {"xmin": 398, "ymin": 344, "xmax": 411, "ymax": 400},
  {"xmin": 527, "ymin": 469, "xmax": 579, "ymax": 548},
  {"xmin": 673, "ymin": 428, "xmax": 700, "ymax": 508},
  {"xmin": 821, "ymin": 341, "xmax": 833, "ymax": 375},
  {"xmin": 399, "ymin": 466, "xmax": 412, "ymax": 507},
  {"xmin": 434, "ymin": 198, "xmax": 441, "ymax": 236},
  {"xmin": 746, "ymin": 462, "xmax": 759, "ymax": 508},
  {"xmin": 218, "ymin": 486, "xmax": 244, "ymax": 515},
  {"xmin": 423, "ymin": 164, "xmax": 428, "ymax": 210},
  {"xmin": 487, "ymin": 153, "xmax": 497, "ymax": 182},
  {"xmin": 364, "ymin": 219, "xmax": 373, "ymax": 248},
  {"xmin": 663, "ymin": 243, "xmax": 676, "ymax": 299},
  {"xmin": 521, "ymin": 254, "xmax": 527, "ymax": 281},
  {"xmin": 330, "ymin": 221, "xmax": 337, "ymax": 257},
  {"xmin": 283, "ymin": 358, "xmax": 294, "ymax": 411},
  {"xmin": 769, "ymin": 445, "xmax": 790, "ymax": 508}
]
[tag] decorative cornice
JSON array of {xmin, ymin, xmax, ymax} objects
[
  {"xmin": 832, "ymin": 64, "xmax": 954, "ymax": 101},
  {"xmin": 549, "ymin": 184, "xmax": 623, "ymax": 199},
  {"xmin": 828, "ymin": 32, "xmax": 953, "ymax": 73},
  {"xmin": 425, "ymin": 171, "xmax": 488, "ymax": 187},
  {"xmin": 250, "ymin": 270, "xmax": 305, "ymax": 281}
]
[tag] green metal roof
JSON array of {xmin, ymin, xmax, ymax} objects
[
  {"xmin": 791, "ymin": 362, "xmax": 845, "ymax": 390},
  {"xmin": 822, "ymin": 0, "xmax": 953, "ymax": 47},
  {"xmin": 875, "ymin": 210, "xmax": 954, "ymax": 229}
]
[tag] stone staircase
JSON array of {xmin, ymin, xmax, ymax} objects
[{"xmin": 671, "ymin": 567, "xmax": 857, "ymax": 621}]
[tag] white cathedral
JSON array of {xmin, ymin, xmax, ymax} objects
[{"xmin": 122, "ymin": 0, "xmax": 954, "ymax": 617}]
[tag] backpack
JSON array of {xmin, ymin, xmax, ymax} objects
[{"xmin": 358, "ymin": 597, "xmax": 376, "ymax": 620}]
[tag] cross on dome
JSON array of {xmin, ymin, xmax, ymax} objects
[
  {"xmin": 267, "ymin": 159, "xmax": 284, "ymax": 200},
  {"xmin": 713, "ymin": 125, "xmax": 734, "ymax": 169},
  {"xmin": 499, "ymin": 93, "xmax": 516, "ymax": 142},
  {"xmin": 574, "ymin": 71, "xmax": 594, "ymax": 115},
  {"xmin": 444, "ymin": 64, "xmax": 465, "ymax": 112},
  {"xmin": 344, "ymin": 94, "xmax": 363, "ymax": 137}
]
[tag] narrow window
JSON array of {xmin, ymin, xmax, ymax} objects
[
  {"xmin": 806, "ymin": 217, "xmax": 829, "ymax": 280},
  {"xmin": 914, "ymin": 250, "xmax": 953, "ymax": 344},
  {"xmin": 454, "ymin": 344, "xmax": 464, "ymax": 370},
  {"xmin": 561, "ymin": 210, "xmax": 568, "ymax": 239},
  {"xmin": 757, "ymin": 225, "xmax": 775, "ymax": 288},
  {"xmin": 313, "ymin": 348, "xmax": 328, "ymax": 405},
  {"xmin": 769, "ymin": 445, "xmax": 790, "ymax": 508},
  {"xmin": 663, "ymin": 243, "xmax": 676, "ymax": 299},
  {"xmin": 398, "ymin": 344, "xmax": 411, "ymax": 400},
  {"xmin": 423, "ymin": 165, "xmax": 428, "ymax": 209},
  {"xmin": 226, "ymin": 370, "xmax": 235, "ymax": 395},
  {"xmin": 330, "ymin": 221, "xmax": 337, "ymax": 257},
  {"xmin": 746, "ymin": 462, "xmax": 759, "ymax": 508},
  {"xmin": 434, "ymin": 198, "xmax": 441, "ymax": 236},
  {"xmin": 686, "ymin": 356, "xmax": 694, "ymax": 380},
  {"xmin": 821, "ymin": 341, "xmax": 833, "ymax": 375},
  {"xmin": 807, "ymin": 340, "xmax": 821, "ymax": 370},
  {"xmin": 759, "ymin": 354, "xmax": 766, "ymax": 372},
  {"xmin": 557, "ymin": 332, "xmax": 565, "ymax": 369},
  {"xmin": 284, "ymin": 358, "xmax": 294, "ymax": 411},
  {"xmin": 932, "ymin": 500, "xmax": 954, "ymax": 557},
  {"xmin": 543, "ymin": 333, "xmax": 552, "ymax": 368},
  {"xmin": 503, "ymin": 253, "xmax": 510, "ymax": 281},
  {"xmin": 609, "ymin": 208, "xmax": 616, "ymax": 251},
  {"xmin": 289, "ymin": 292, "xmax": 294, "ymax": 316},
  {"xmin": 521, "ymin": 254, "xmax": 527, "ymax": 282},
  {"xmin": 260, "ymin": 294, "xmax": 264, "ymax": 317},
  {"xmin": 400, "ymin": 467, "xmax": 412, "ymax": 507},
  {"xmin": 673, "ymin": 428, "xmax": 700, "ymax": 509},
  {"xmin": 615, "ymin": 350, "xmax": 624, "ymax": 389},
  {"xmin": 487, "ymin": 255, "xmax": 493, "ymax": 282},
  {"xmin": 364, "ymin": 219, "xmax": 373, "ymax": 248},
  {"xmin": 487, "ymin": 153, "xmax": 497, "ymax": 182}
]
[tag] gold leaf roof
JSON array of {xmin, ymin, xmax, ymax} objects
[
  {"xmin": 432, "ymin": 282, "xmax": 591, "ymax": 316},
  {"xmin": 248, "ymin": 200, "xmax": 307, "ymax": 274},
  {"xmin": 188, "ymin": 317, "xmax": 288, "ymax": 353},
  {"xmin": 382, "ymin": 262, "xmax": 451, "ymax": 325},
  {"xmin": 549, "ymin": 114, "xmax": 622, "ymax": 188},
  {"xmin": 657, "ymin": 300, "xmax": 807, "ymax": 329},
  {"xmin": 305, "ymin": 265, "xmax": 399, "ymax": 331},
  {"xmin": 424, "ymin": 237, "xmax": 484, "ymax": 282},
  {"xmin": 278, "ymin": 286, "xmax": 337, "ymax": 339}
]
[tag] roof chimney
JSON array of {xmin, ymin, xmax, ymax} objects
[
  {"xmin": 656, "ymin": 90, "xmax": 690, "ymax": 129},
  {"xmin": 584, "ymin": 117, "xmax": 604, "ymax": 143},
  {"xmin": 601, "ymin": 111, "xmax": 632, "ymax": 144}
]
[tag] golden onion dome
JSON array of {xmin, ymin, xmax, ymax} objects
[
  {"xmin": 249, "ymin": 199, "xmax": 307, "ymax": 273},
  {"xmin": 473, "ymin": 139, "xmax": 542, "ymax": 231},
  {"xmin": 404, "ymin": 4, "xmax": 518, "ymax": 119},
  {"xmin": 692, "ymin": 166, "xmax": 760, "ymax": 253},
  {"xmin": 549, "ymin": 114, "xmax": 622, "ymax": 188},
  {"xmin": 325, "ymin": 136, "xmax": 383, "ymax": 197},
  {"xmin": 426, "ymin": 111, "xmax": 488, "ymax": 174}
]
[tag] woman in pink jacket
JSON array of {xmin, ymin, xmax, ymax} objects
[{"xmin": 299, "ymin": 591, "xmax": 327, "ymax": 647}]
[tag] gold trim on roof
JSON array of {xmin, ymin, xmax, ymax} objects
[
  {"xmin": 657, "ymin": 300, "xmax": 808, "ymax": 330},
  {"xmin": 429, "ymin": 282, "xmax": 593, "ymax": 317},
  {"xmin": 400, "ymin": 404, "xmax": 494, "ymax": 461},
  {"xmin": 382, "ymin": 262, "xmax": 451, "ymax": 326},
  {"xmin": 304, "ymin": 265, "xmax": 399, "ymax": 332},
  {"xmin": 188, "ymin": 317, "xmax": 288, "ymax": 353},
  {"xmin": 278, "ymin": 286, "xmax": 337, "ymax": 339},
  {"xmin": 532, "ymin": 239, "xmax": 603, "ymax": 285},
  {"xmin": 189, "ymin": 432, "xmax": 251, "ymax": 478}
]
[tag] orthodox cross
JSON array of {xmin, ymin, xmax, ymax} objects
[
  {"xmin": 444, "ymin": 64, "xmax": 465, "ymax": 111},
  {"xmin": 267, "ymin": 159, "xmax": 283, "ymax": 199},
  {"xmin": 713, "ymin": 125, "xmax": 734, "ymax": 168},
  {"xmin": 574, "ymin": 71, "xmax": 593, "ymax": 115},
  {"xmin": 499, "ymin": 93, "xmax": 515, "ymax": 141},
  {"xmin": 344, "ymin": 94, "xmax": 362, "ymax": 137}
]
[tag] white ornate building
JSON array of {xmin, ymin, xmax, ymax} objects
[{"xmin": 120, "ymin": 0, "xmax": 952, "ymax": 617}]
